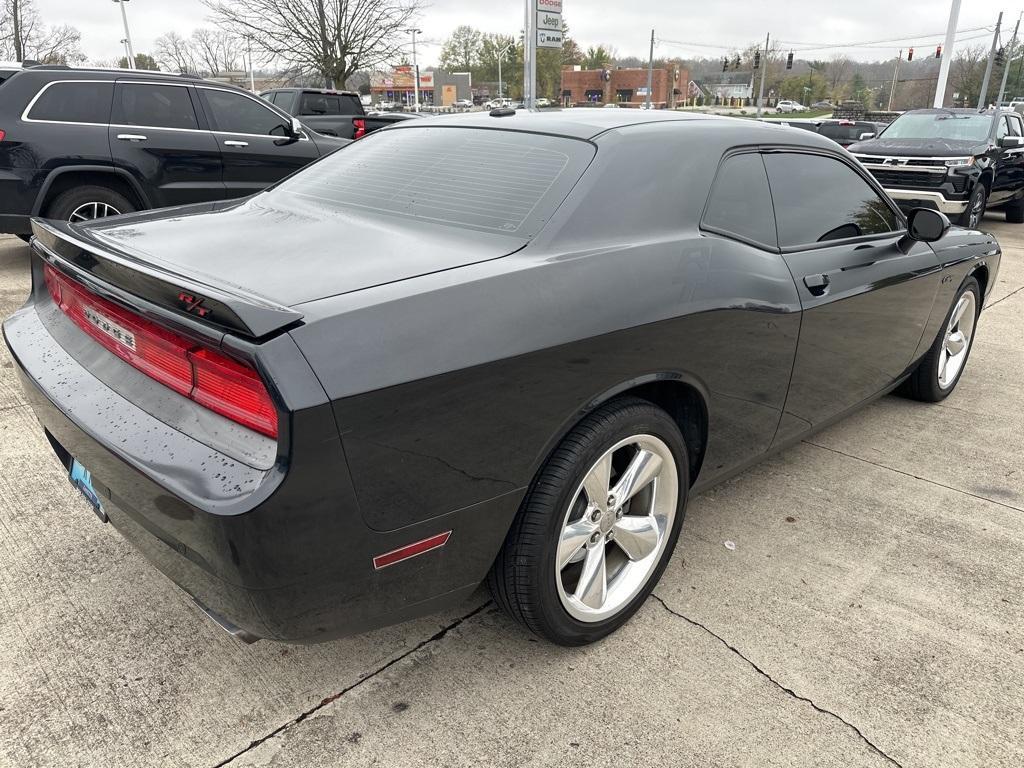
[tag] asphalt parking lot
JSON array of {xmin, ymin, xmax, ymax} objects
[{"xmin": 1, "ymin": 219, "xmax": 1022, "ymax": 768}]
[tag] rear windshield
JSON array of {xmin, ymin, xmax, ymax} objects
[
  {"xmin": 818, "ymin": 123, "xmax": 870, "ymax": 142},
  {"xmin": 269, "ymin": 126, "xmax": 595, "ymax": 236},
  {"xmin": 299, "ymin": 92, "xmax": 361, "ymax": 115},
  {"xmin": 880, "ymin": 112, "xmax": 991, "ymax": 142}
]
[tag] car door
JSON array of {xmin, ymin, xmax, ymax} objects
[
  {"xmin": 764, "ymin": 149, "xmax": 943, "ymax": 443},
  {"xmin": 109, "ymin": 80, "xmax": 224, "ymax": 208},
  {"xmin": 991, "ymin": 113, "xmax": 1024, "ymax": 204},
  {"xmin": 196, "ymin": 86, "xmax": 321, "ymax": 198}
]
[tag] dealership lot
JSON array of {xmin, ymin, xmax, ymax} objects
[{"xmin": 0, "ymin": 220, "xmax": 1022, "ymax": 767}]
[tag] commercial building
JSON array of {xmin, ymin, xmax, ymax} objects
[
  {"xmin": 560, "ymin": 64, "xmax": 689, "ymax": 108},
  {"xmin": 370, "ymin": 67, "xmax": 472, "ymax": 107}
]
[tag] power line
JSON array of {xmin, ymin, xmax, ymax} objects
[{"xmin": 776, "ymin": 25, "xmax": 989, "ymax": 48}]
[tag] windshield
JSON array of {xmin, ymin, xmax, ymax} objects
[
  {"xmin": 269, "ymin": 126, "xmax": 595, "ymax": 236},
  {"xmin": 880, "ymin": 112, "xmax": 992, "ymax": 142}
]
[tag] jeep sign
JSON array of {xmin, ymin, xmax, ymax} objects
[{"xmin": 537, "ymin": 10, "xmax": 561, "ymax": 31}]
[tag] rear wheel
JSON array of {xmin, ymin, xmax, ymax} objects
[
  {"xmin": 45, "ymin": 185, "xmax": 136, "ymax": 225},
  {"xmin": 957, "ymin": 184, "xmax": 986, "ymax": 228},
  {"xmin": 488, "ymin": 397, "xmax": 688, "ymax": 645},
  {"xmin": 901, "ymin": 277, "xmax": 980, "ymax": 402}
]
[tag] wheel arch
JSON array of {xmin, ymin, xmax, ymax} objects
[
  {"xmin": 32, "ymin": 166, "xmax": 151, "ymax": 217},
  {"xmin": 968, "ymin": 262, "xmax": 990, "ymax": 302},
  {"xmin": 529, "ymin": 373, "xmax": 710, "ymax": 492}
]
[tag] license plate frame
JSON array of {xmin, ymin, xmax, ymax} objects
[{"xmin": 69, "ymin": 459, "xmax": 107, "ymax": 523}]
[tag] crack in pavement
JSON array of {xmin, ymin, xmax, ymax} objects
[
  {"xmin": 985, "ymin": 283, "xmax": 1024, "ymax": 309},
  {"xmin": 211, "ymin": 601, "xmax": 492, "ymax": 768},
  {"xmin": 650, "ymin": 594, "xmax": 904, "ymax": 768},
  {"xmin": 803, "ymin": 440, "xmax": 1023, "ymax": 514}
]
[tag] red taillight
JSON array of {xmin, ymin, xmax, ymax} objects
[
  {"xmin": 0, "ymin": 129, "xmax": 6, "ymax": 142},
  {"xmin": 44, "ymin": 264, "xmax": 278, "ymax": 439},
  {"xmin": 352, "ymin": 118, "xmax": 366, "ymax": 139}
]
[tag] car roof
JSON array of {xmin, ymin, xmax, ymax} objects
[{"xmin": 388, "ymin": 108, "xmax": 844, "ymax": 146}]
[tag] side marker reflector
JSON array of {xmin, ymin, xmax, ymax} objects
[{"xmin": 373, "ymin": 531, "xmax": 452, "ymax": 570}]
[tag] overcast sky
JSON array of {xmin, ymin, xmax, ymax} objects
[{"xmin": 34, "ymin": 0, "xmax": 1015, "ymax": 67}]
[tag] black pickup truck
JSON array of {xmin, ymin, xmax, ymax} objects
[
  {"xmin": 260, "ymin": 87, "xmax": 417, "ymax": 139},
  {"xmin": 849, "ymin": 108, "xmax": 1024, "ymax": 228}
]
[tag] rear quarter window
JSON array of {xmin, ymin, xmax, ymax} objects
[
  {"xmin": 701, "ymin": 152, "xmax": 777, "ymax": 249},
  {"xmin": 269, "ymin": 126, "xmax": 595, "ymax": 236},
  {"xmin": 26, "ymin": 81, "xmax": 114, "ymax": 124}
]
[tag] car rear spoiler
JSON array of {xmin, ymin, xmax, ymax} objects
[{"xmin": 29, "ymin": 219, "xmax": 303, "ymax": 339}]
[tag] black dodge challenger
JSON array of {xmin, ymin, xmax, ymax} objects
[{"xmin": 3, "ymin": 111, "xmax": 1000, "ymax": 645}]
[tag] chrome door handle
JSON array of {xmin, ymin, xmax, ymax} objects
[
  {"xmin": 803, "ymin": 273, "xmax": 831, "ymax": 296},
  {"xmin": 116, "ymin": 134, "xmax": 147, "ymax": 142},
  {"xmin": 224, "ymin": 140, "xmax": 249, "ymax": 147}
]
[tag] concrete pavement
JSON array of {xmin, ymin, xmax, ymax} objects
[{"xmin": 0, "ymin": 216, "xmax": 1022, "ymax": 768}]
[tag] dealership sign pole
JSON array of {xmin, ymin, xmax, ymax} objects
[{"xmin": 533, "ymin": 0, "xmax": 564, "ymax": 107}]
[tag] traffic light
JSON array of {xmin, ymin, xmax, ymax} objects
[
  {"xmin": 786, "ymin": 51, "xmax": 794, "ymax": 69},
  {"xmin": 753, "ymin": 51, "xmax": 761, "ymax": 69},
  {"xmin": 907, "ymin": 47, "xmax": 914, "ymax": 61},
  {"xmin": 722, "ymin": 57, "xmax": 728, "ymax": 72},
  {"xmin": 935, "ymin": 45, "xmax": 942, "ymax": 59}
]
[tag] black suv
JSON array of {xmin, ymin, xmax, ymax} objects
[
  {"xmin": 848, "ymin": 108, "xmax": 1024, "ymax": 228},
  {"xmin": 0, "ymin": 66, "xmax": 349, "ymax": 237}
]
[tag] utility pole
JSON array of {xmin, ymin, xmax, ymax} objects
[
  {"xmin": 755, "ymin": 33, "xmax": 770, "ymax": 118},
  {"xmin": 247, "ymin": 35, "xmax": 255, "ymax": 92},
  {"xmin": 934, "ymin": 0, "xmax": 961, "ymax": 107},
  {"xmin": 404, "ymin": 28, "xmax": 423, "ymax": 112},
  {"xmin": 997, "ymin": 13, "xmax": 1022, "ymax": 106},
  {"xmin": 523, "ymin": 0, "xmax": 532, "ymax": 107},
  {"xmin": 645, "ymin": 29, "xmax": 655, "ymax": 109},
  {"xmin": 888, "ymin": 50, "xmax": 901, "ymax": 111},
  {"xmin": 978, "ymin": 11, "xmax": 1003, "ymax": 109},
  {"xmin": 113, "ymin": 0, "xmax": 136, "ymax": 69},
  {"xmin": 498, "ymin": 40, "xmax": 514, "ymax": 100}
]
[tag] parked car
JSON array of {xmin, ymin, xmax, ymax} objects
[
  {"xmin": 849, "ymin": 107, "xmax": 1024, "ymax": 228},
  {"xmin": 454, "ymin": 99, "xmax": 473, "ymax": 109},
  {"xmin": 535, "ymin": 97, "xmax": 552, "ymax": 108},
  {"xmin": 486, "ymin": 98, "xmax": 511, "ymax": 109},
  {"xmin": 811, "ymin": 100, "xmax": 834, "ymax": 110},
  {"xmin": 0, "ymin": 65, "xmax": 349, "ymax": 239},
  {"xmin": 776, "ymin": 99, "xmax": 809, "ymax": 113},
  {"xmin": 5, "ymin": 111, "xmax": 999, "ymax": 646},
  {"xmin": 602, "ymin": 102, "xmax": 621, "ymax": 108},
  {"xmin": 260, "ymin": 87, "xmax": 411, "ymax": 140}
]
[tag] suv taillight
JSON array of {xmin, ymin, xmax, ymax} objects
[
  {"xmin": 0, "ymin": 129, "xmax": 6, "ymax": 141},
  {"xmin": 44, "ymin": 264, "xmax": 278, "ymax": 438},
  {"xmin": 352, "ymin": 118, "xmax": 366, "ymax": 139}
]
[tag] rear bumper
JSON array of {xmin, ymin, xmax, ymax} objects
[
  {"xmin": 3, "ymin": 284, "xmax": 520, "ymax": 642},
  {"xmin": 884, "ymin": 189, "xmax": 970, "ymax": 214}
]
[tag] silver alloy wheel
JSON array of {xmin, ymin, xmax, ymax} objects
[
  {"xmin": 555, "ymin": 434, "xmax": 678, "ymax": 623},
  {"xmin": 69, "ymin": 202, "xmax": 121, "ymax": 223},
  {"xmin": 967, "ymin": 191, "xmax": 984, "ymax": 229},
  {"xmin": 938, "ymin": 290, "xmax": 977, "ymax": 389}
]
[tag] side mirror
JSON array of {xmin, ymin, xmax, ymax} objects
[
  {"xmin": 289, "ymin": 117, "xmax": 303, "ymax": 137},
  {"xmin": 858, "ymin": 132, "xmax": 875, "ymax": 141},
  {"xmin": 907, "ymin": 208, "xmax": 951, "ymax": 242},
  {"xmin": 999, "ymin": 135, "xmax": 1024, "ymax": 148}
]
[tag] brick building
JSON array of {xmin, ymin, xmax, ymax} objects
[{"xmin": 560, "ymin": 65, "xmax": 689, "ymax": 108}]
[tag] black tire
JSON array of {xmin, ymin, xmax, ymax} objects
[
  {"xmin": 1006, "ymin": 200, "xmax": 1024, "ymax": 224},
  {"xmin": 957, "ymin": 184, "xmax": 986, "ymax": 228},
  {"xmin": 901, "ymin": 276, "xmax": 981, "ymax": 402},
  {"xmin": 488, "ymin": 396, "xmax": 689, "ymax": 646},
  {"xmin": 44, "ymin": 185, "xmax": 136, "ymax": 224}
]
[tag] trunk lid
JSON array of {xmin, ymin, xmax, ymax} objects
[{"xmin": 74, "ymin": 195, "xmax": 526, "ymax": 309}]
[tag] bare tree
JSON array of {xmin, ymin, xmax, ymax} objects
[
  {"xmin": 155, "ymin": 31, "xmax": 199, "ymax": 74},
  {"xmin": 191, "ymin": 28, "xmax": 243, "ymax": 75},
  {"xmin": 951, "ymin": 44, "xmax": 988, "ymax": 107},
  {"xmin": 202, "ymin": 0, "xmax": 425, "ymax": 87},
  {"xmin": 0, "ymin": 0, "xmax": 83, "ymax": 63},
  {"xmin": 826, "ymin": 55, "xmax": 852, "ymax": 94}
]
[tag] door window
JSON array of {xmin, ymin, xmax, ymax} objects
[
  {"xmin": 763, "ymin": 152, "xmax": 899, "ymax": 247},
  {"xmin": 997, "ymin": 116, "xmax": 1011, "ymax": 139},
  {"xmin": 1007, "ymin": 115, "xmax": 1023, "ymax": 136},
  {"xmin": 702, "ymin": 153, "xmax": 777, "ymax": 248},
  {"xmin": 112, "ymin": 83, "xmax": 199, "ymax": 130},
  {"xmin": 26, "ymin": 81, "xmax": 114, "ymax": 124},
  {"xmin": 202, "ymin": 89, "xmax": 291, "ymax": 136}
]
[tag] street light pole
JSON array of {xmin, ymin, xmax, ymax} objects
[
  {"xmin": 247, "ymin": 35, "xmax": 256, "ymax": 92},
  {"xmin": 120, "ymin": 38, "xmax": 131, "ymax": 67},
  {"xmin": 997, "ymin": 13, "xmax": 1022, "ymax": 106},
  {"xmin": 755, "ymin": 33, "xmax": 770, "ymax": 118},
  {"xmin": 888, "ymin": 49, "xmax": 901, "ymax": 111},
  {"xmin": 113, "ymin": 0, "xmax": 136, "ymax": 69},
  {"xmin": 978, "ymin": 11, "xmax": 1003, "ymax": 109},
  {"xmin": 405, "ymin": 28, "xmax": 423, "ymax": 112},
  {"xmin": 498, "ymin": 41, "xmax": 514, "ymax": 100},
  {"xmin": 645, "ymin": 29, "xmax": 654, "ymax": 109}
]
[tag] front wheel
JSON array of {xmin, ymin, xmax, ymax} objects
[
  {"xmin": 488, "ymin": 397, "xmax": 688, "ymax": 646},
  {"xmin": 958, "ymin": 184, "xmax": 986, "ymax": 228},
  {"xmin": 901, "ymin": 277, "xmax": 981, "ymax": 402}
]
